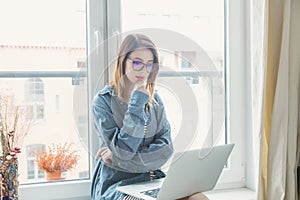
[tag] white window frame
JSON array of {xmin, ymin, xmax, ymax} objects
[
  {"xmin": 19, "ymin": 0, "xmax": 249, "ymax": 198},
  {"xmin": 19, "ymin": 0, "xmax": 95, "ymax": 199},
  {"xmin": 216, "ymin": 0, "xmax": 248, "ymax": 189}
]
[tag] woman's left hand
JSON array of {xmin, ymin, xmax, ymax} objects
[{"xmin": 97, "ymin": 147, "xmax": 113, "ymax": 164}]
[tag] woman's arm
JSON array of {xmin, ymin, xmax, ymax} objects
[
  {"xmin": 93, "ymin": 90, "xmax": 173, "ymax": 172},
  {"xmin": 97, "ymin": 121, "xmax": 173, "ymax": 172},
  {"xmin": 93, "ymin": 90, "xmax": 147, "ymax": 160},
  {"xmin": 111, "ymin": 118, "xmax": 173, "ymax": 172}
]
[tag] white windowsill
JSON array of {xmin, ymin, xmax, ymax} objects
[
  {"xmin": 20, "ymin": 181, "xmax": 255, "ymax": 200},
  {"xmin": 204, "ymin": 187, "xmax": 256, "ymax": 200},
  {"xmin": 19, "ymin": 180, "xmax": 91, "ymax": 200}
]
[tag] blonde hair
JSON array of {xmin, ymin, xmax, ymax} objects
[{"xmin": 110, "ymin": 34, "xmax": 159, "ymax": 103}]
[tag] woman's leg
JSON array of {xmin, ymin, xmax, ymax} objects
[{"xmin": 177, "ymin": 192, "xmax": 209, "ymax": 200}]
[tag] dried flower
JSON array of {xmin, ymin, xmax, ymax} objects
[
  {"xmin": 34, "ymin": 142, "xmax": 80, "ymax": 173},
  {"xmin": 9, "ymin": 152, "xmax": 15, "ymax": 156},
  {"xmin": 0, "ymin": 94, "xmax": 32, "ymax": 157},
  {"xmin": 5, "ymin": 155, "xmax": 12, "ymax": 161},
  {"xmin": 0, "ymin": 93, "xmax": 32, "ymax": 199}
]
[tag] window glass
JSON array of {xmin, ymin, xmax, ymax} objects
[
  {"xmin": 121, "ymin": 0, "xmax": 225, "ymax": 151},
  {"xmin": 0, "ymin": 0, "xmax": 88, "ymax": 184}
]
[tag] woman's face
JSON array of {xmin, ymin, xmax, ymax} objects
[{"xmin": 125, "ymin": 49, "xmax": 154, "ymax": 85}]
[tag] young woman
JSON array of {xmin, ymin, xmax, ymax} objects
[{"xmin": 91, "ymin": 34, "xmax": 209, "ymax": 200}]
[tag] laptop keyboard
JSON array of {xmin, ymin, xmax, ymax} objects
[{"xmin": 141, "ymin": 188, "xmax": 160, "ymax": 198}]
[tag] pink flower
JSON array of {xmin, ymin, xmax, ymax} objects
[{"xmin": 14, "ymin": 146, "xmax": 21, "ymax": 151}]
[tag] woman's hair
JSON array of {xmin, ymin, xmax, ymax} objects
[{"xmin": 110, "ymin": 34, "xmax": 159, "ymax": 103}]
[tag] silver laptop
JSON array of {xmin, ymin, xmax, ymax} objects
[{"xmin": 116, "ymin": 144, "xmax": 234, "ymax": 200}]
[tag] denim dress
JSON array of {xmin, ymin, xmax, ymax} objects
[{"xmin": 91, "ymin": 85, "xmax": 174, "ymax": 200}]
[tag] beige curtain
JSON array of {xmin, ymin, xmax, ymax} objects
[
  {"xmin": 250, "ymin": 0, "xmax": 268, "ymax": 196},
  {"xmin": 254, "ymin": 0, "xmax": 300, "ymax": 199}
]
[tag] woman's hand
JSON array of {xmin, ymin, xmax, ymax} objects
[
  {"xmin": 134, "ymin": 82, "xmax": 149, "ymax": 96},
  {"xmin": 97, "ymin": 147, "xmax": 112, "ymax": 164}
]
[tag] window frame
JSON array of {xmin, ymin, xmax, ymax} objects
[
  {"xmin": 18, "ymin": 0, "xmax": 93, "ymax": 198},
  {"xmin": 214, "ymin": 0, "xmax": 248, "ymax": 188},
  {"xmin": 18, "ymin": 0, "xmax": 249, "ymax": 198}
]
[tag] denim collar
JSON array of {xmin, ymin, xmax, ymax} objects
[{"xmin": 99, "ymin": 85, "xmax": 116, "ymax": 96}]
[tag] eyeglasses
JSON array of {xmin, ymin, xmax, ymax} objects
[{"xmin": 127, "ymin": 58, "xmax": 155, "ymax": 73}]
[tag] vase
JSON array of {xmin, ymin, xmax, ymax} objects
[
  {"xmin": 0, "ymin": 158, "xmax": 19, "ymax": 200},
  {"xmin": 45, "ymin": 171, "xmax": 65, "ymax": 181}
]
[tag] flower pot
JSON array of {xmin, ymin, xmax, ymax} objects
[{"xmin": 45, "ymin": 171, "xmax": 65, "ymax": 181}]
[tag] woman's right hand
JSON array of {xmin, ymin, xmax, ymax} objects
[
  {"xmin": 97, "ymin": 147, "xmax": 112, "ymax": 164},
  {"xmin": 134, "ymin": 82, "xmax": 149, "ymax": 96}
]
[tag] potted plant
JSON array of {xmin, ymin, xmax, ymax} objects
[{"xmin": 34, "ymin": 142, "xmax": 80, "ymax": 181}]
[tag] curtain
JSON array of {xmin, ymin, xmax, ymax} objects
[
  {"xmin": 250, "ymin": 0, "xmax": 268, "ymax": 197},
  {"xmin": 254, "ymin": 0, "xmax": 300, "ymax": 199}
]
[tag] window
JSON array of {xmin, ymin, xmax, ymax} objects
[
  {"xmin": 100, "ymin": 0, "xmax": 246, "ymax": 189},
  {"xmin": 25, "ymin": 78, "xmax": 45, "ymax": 121},
  {"xmin": 55, "ymin": 95, "xmax": 60, "ymax": 113},
  {"xmin": 179, "ymin": 51, "xmax": 195, "ymax": 69},
  {"xmin": 0, "ymin": 0, "xmax": 90, "ymax": 199},
  {"xmin": 106, "ymin": 0, "xmax": 228, "ymax": 180},
  {"xmin": 26, "ymin": 144, "xmax": 46, "ymax": 180},
  {"xmin": 121, "ymin": 0, "xmax": 226, "ymax": 150}
]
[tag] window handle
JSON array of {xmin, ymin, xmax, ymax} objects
[
  {"xmin": 113, "ymin": 30, "xmax": 120, "ymax": 54},
  {"xmin": 94, "ymin": 28, "xmax": 102, "ymax": 55}
]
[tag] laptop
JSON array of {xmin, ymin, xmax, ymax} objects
[{"xmin": 116, "ymin": 144, "xmax": 234, "ymax": 200}]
